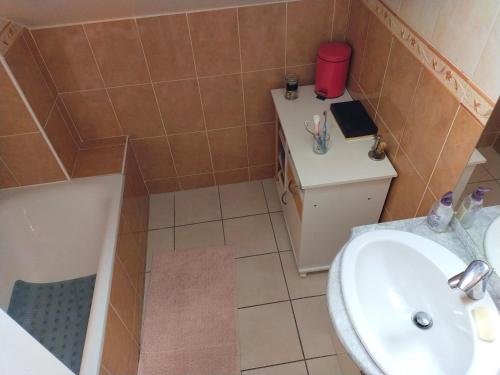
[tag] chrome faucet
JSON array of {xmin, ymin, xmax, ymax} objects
[{"xmin": 448, "ymin": 260, "xmax": 492, "ymax": 300}]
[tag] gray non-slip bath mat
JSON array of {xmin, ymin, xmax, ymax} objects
[{"xmin": 7, "ymin": 275, "xmax": 96, "ymax": 374}]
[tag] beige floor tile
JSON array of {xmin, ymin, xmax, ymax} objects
[
  {"xmin": 292, "ymin": 296, "xmax": 337, "ymax": 358},
  {"xmin": 479, "ymin": 146, "xmax": 500, "ymax": 179},
  {"xmin": 236, "ymin": 253, "xmax": 288, "ymax": 307},
  {"xmin": 263, "ymin": 178, "xmax": 282, "ymax": 212},
  {"xmin": 280, "ymin": 252, "xmax": 327, "ymax": 299},
  {"xmin": 224, "ymin": 214, "xmax": 277, "ymax": 257},
  {"xmin": 175, "ymin": 221, "xmax": 224, "ymax": 250},
  {"xmin": 270, "ymin": 212, "xmax": 292, "ymax": 251},
  {"xmin": 146, "ymin": 228, "xmax": 174, "ymax": 272},
  {"xmin": 463, "ymin": 180, "xmax": 500, "ymax": 207},
  {"xmin": 242, "ymin": 361, "xmax": 307, "ymax": 375},
  {"xmin": 238, "ymin": 301, "xmax": 303, "ymax": 369},
  {"xmin": 174, "ymin": 186, "xmax": 221, "ymax": 225},
  {"xmin": 148, "ymin": 192, "xmax": 174, "ymax": 229},
  {"xmin": 306, "ymin": 356, "xmax": 342, "ymax": 375},
  {"xmin": 469, "ymin": 165, "xmax": 494, "ymax": 183},
  {"xmin": 220, "ymin": 180, "xmax": 268, "ymax": 218},
  {"xmin": 337, "ymin": 353, "xmax": 362, "ymax": 375}
]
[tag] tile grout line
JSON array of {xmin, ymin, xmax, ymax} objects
[
  {"xmin": 27, "ymin": 29, "xmax": 83, "ymax": 145},
  {"xmin": 236, "ymin": 7, "xmax": 251, "ymax": 181},
  {"xmin": 414, "ymin": 104, "xmax": 462, "ymax": 217},
  {"xmin": 0, "ymin": 155, "xmax": 20, "ymax": 186},
  {"xmin": 237, "ymin": 294, "xmax": 327, "ymax": 310},
  {"xmin": 241, "ymin": 354, "xmax": 342, "ymax": 373},
  {"xmin": 217, "ymin": 185, "xmax": 227, "ymax": 243},
  {"xmin": 54, "ymin": 65, "xmax": 297, "ymax": 95},
  {"xmin": 185, "ymin": 12, "xmax": 217, "ymax": 188},
  {"xmin": 148, "ymin": 208, "xmax": 282, "ymax": 231},
  {"xmin": 81, "ymin": 24, "xmax": 126, "ymax": 138},
  {"xmin": 262, "ymin": 182, "xmax": 310, "ymax": 375},
  {"xmin": 57, "ymin": 93, "xmax": 85, "ymax": 145},
  {"xmin": 330, "ymin": 0, "xmax": 336, "ymax": 41},
  {"xmin": 132, "ymin": 17, "xmax": 180, "ymax": 190}
]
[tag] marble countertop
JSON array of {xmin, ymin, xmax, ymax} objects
[{"xmin": 327, "ymin": 215, "xmax": 500, "ymax": 375}]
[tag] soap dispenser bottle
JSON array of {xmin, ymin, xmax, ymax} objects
[
  {"xmin": 426, "ymin": 191, "xmax": 453, "ymax": 232},
  {"xmin": 456, "ymin": 187, "xmax": 489, "ymax": 229}
]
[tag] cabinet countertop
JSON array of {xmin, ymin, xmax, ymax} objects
[{"xmin": 271, "ymin": 85, "xmax": 397, "ymax": 189}]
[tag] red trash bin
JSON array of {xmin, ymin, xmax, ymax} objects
[{"xmin": 315, "ymin": 42, "xmax": 352, "ymax": 98}]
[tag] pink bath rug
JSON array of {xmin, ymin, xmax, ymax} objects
[{"xmin": 139, "ymin": 246, "xmax": 240, "ymax": 375}]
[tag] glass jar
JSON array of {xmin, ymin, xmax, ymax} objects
[{"xmin": 284, "ymin": 73, "xmax": 299, "ymax": 100}]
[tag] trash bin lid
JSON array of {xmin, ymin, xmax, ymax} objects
[{"xmin": 318, "ymin": 42, "xmax": 352, "ymax": 62}]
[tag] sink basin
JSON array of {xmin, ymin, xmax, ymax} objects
[
  {"xmin": 339, "ymin": 229, "xmax": 500, "ymax": 375},
  {"xmin": 485, "ymin": 216, "xmax": 500, "ymax": 271}
]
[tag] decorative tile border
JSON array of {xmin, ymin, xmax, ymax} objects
[
  {"xmin": 363, "ymin": 0, "xmax": 494, "ymax": 125},
  {"xmin": 0, "ymin": 21, "xmax": 22, "ymax": 56}
]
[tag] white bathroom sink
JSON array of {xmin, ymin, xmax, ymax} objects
[
  {"xmin": 485, "ymin": 216, "xmax": 500, "ymax": 271},
  {"xmin": 339, "ymin": 229, "xmax": 500, "ymax": 375}
]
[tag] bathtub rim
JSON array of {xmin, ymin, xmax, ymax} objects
[{"xmin": 79, "ymin": 173, "xmax": 125, "ymax": 375}]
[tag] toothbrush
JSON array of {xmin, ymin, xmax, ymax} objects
[
  {"xmin": 322, "ymin": 110, "xmax": 327, "ymax": 145},
  {"xmin": 313, "ymin": 115, "xmax": 321, "ymax": 137}
]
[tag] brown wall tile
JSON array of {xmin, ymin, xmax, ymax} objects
[
  {"xmin": 358, "ymin": 15, "xmax": 393, "ymax": 109},
  {"xmin": 286, "ymin": 0, "xmax": 334, "ymax": 66},
  {"xmin": 400, "ymin": 69, "xmax": 460, "ymax": 180},
  {"xmin": 154, "ymin": 79, "xmax": 205, "ymax": 134},
  {"xmin": 247, "ymin": 123, "xmax": 276, "ymax": 166},
  {"xmin": 377, "ymin": 39, "xmax": 422, "ymax": 141},
  {"xmin": 32, "ymin": 25, "xmax": 103, "ymax": 91},
  {"xmin": 199, "ymin": 74, "xmax": 244, "ymax": 130},
  {"xmin": 332, "ymin": 0, "xmax": 351, "ymax": 41},
  {"xmin": 239, "ymin": 3, "xmax": 286, "ymax": 71},
  {"xmin": 56, "ymin": 96, "xmax": 83, "ymax": 145},
  {"xmin": 109, "ymin": 256, "xmax": 137, "ymax": 332},
  {"xmin": 188, "ymin": 9, "xmax": 241, "ymax": 77},
  {"xmin": 179, "ymin": 173, "xmax": 215, "ymax": 190},
  {"xmin": 72, "ymin": 145, "xmax": 124, "ymax": 178},
  {"xmin": 101, "ymin": 307, "xmax": 135, "ymax": 375},
  {"xmin": 346, "ymin": 0, "xmax": 370, "ymax": 81},
  {"xmin": 131, "ymin": 136, "xmax": 176, "ymax": 180},
  {"xmin": 44, "ymin": 106, "xmax": 78, "ymax": 172},
  {"xmin": 24, "ymin": 31, "xmax": 58, "ymax": 97},
  {"xmin": 5, "ymin": 32, "xmax": 55, "ymax": 125},
  {"xmin": 208, "ymin": 127, "xmax": 248, "ymax": 171},
  {"xmin": 0, "ymin": 159, "xmax": 18, "ymax": 188},
  {"xmin": 249, "ymin": 164, "xmax": 275, "ymax": 180},
  {"xmin": 137, "ymin": 14, "xmax": 195, "ymax": 82},
  {"xmin": 169, "ymin": 132, "xmax": 212, "ymax": 175},
  {"xmin": 108, "ymin": 84, "xmax": 164, "ymax": 139},
  {"xmin": 374, "ymin": 116, "xmax": 399, "ymax": 161},
  {"xmin": 429, "ymin": 107, "xmax": 483, "ymax": 196},
  {"xmin": 243, "ymin": 69, "xmax": 284, "ymax": 124},
  {"xmin": 85, "ymin": 20, "xmax": 149, "ymax": 87},
  {"xmin": 286, "ymin": 64, "xmax": 316, "ymax": 85},
  {"xmin": 215, "ymin": 168, "xmax": 249, "ymax": 185},
  {"xmin": 384, "ymin": 150, "xmax": 426, "ymax": 220},
  {"xmin": 415, "ymin": 189, "xmax": 437, "ymax": 217},
  {"xmin": 0, "ymin": 133, "xmax": 65, "ymax": 185},
  {"xmin": 61, "ymin": 90, "xmax": 122, "ymax": 141},
  {"xmin": 0, "ymin": 63, "xmax": 38, "ymax": 136},
  {"xmin": 146, "ymin": 178, "xmax": 180, "ymax": 193}
]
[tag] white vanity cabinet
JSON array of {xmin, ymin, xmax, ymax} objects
[{"xmin": 272, "ymin": 86, "xmax": 397, "ymax": 276}]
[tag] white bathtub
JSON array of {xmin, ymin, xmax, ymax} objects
[{"xmin": 0, "ymin": 174, "xmax": 123, "ymax": 375}]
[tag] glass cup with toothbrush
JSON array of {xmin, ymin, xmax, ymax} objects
[{"xmin": 305, "ymin": 111, "xmax": 330, "ymax": 154}]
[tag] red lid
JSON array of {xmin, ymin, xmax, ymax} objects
[{"xmin": 317, "ymin": 42, "xmax": 352, "ymax": 62}]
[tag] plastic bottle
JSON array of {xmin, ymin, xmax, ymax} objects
[
  {"xmin": 426, "ymin": 191, "xmax": 454, "ymax": 232},
  {"xmin": 456, "ymin": 187, "xmax": 489, "ymax": 229}
]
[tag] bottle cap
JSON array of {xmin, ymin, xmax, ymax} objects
[
  {"xmin": 471, "ymin": 187, "xmax": 490, "ymax": 202},
  {"xmin": 440, "ymin": 191, "xmax": 453, "ymax": 206}
]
